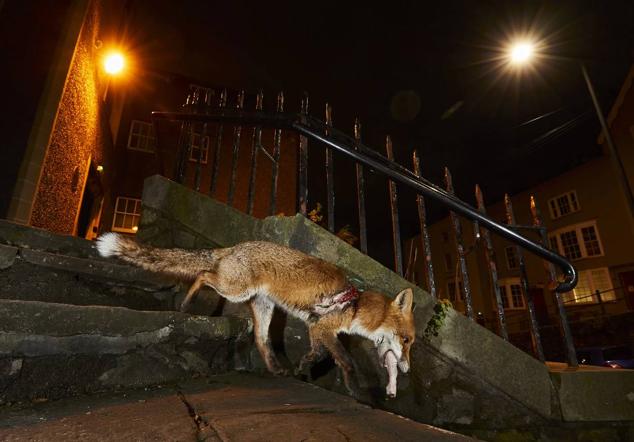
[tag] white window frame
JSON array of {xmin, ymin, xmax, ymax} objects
[
  {"xmin": 548, "ymin": 190, "xmax": 580, "ymax": 219},
  {"xmin": 549, "ymin": 221, "xmax": 604, "ymax": 261},
  {"xmin": 505, "ymin": 246, "xmax": 519, "ymax": 270},
  {"xmin": 127, "ymin": 120, "xmax": 156, "ymax": 153},
  {"xmin": 498, "ymin": 278, "xmax": 525, "ymax": 310},
  {"xmin": 188, "ymin": 132, "xmax": 210, "ymax": 164},
  {"xmin": 563, "ymin": 267, "xmax": 614, "ymax": 305},
  {"xmin": 112, "ymin": 197, "xmax": 142, "ymax": 234}
]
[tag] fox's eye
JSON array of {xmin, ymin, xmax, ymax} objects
[{"xmin": 403, "ymin": 336, "xmax": 410, "ymax": 344}]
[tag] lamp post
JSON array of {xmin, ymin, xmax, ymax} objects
[{"xmin": 507, "ymin": 42, "xmax": 634, "ymax": 225}]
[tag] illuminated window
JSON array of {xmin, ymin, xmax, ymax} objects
[
  {"xmin": 127, "ymin": 120, "xmax": 155, "ymax": 153},
  {"xmin": 112, "ymin": 197, "xmax": 141, "ymax": 233},
  {"xmin": 188, "ymin": 132, "xmax": 210, "ymax": 164},
  {"xmin": 548, "ymin": 191, "xmax": 580, "ymax": 219},
  {"xmin": 550, "ymin": 221, "xmax": 603, "ymax": 260},
  {"xmin": 498, "ymin": 278, "xmax": 525, "ymax": 310},
  {"xmin": 563, "ymin": 268, "xmax": 614, "ymax": 304},
  {"xmin": 189, "ymin": 84, "xmax": 214, "ymax": 104},
  {"xmin": 505, "ymin": 246, "xmax": 519, "ymax": 269}
]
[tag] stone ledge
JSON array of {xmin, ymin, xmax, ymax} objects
[
  {"xmin": 19, "ymin": 248, "xmax": 172, "ymax": 288},
  {"xmin": 0, "ymin": 300, "xmax": 252, "ymax": 404},
  {"xmin": 551, "ymin": 369, "xmax": 634, "ymax": 422},
  {"xmin": 0, "ymin": 219, "xmax": 98, "ymax": 259}
]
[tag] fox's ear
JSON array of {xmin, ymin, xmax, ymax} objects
[{"xmin": 393, "ymin": 288, "xmax": 414, "ymax": 312}]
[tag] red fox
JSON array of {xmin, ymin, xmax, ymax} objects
[{"xmin": 96, "ymin": 234, "xmax": 415, "ymax": 397}]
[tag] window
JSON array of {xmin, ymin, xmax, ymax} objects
[
  {"xmin": 127, "ymin": 120, "xmax": 155, "ymax": 153},
  {"xmin": 188, "ymin": 132, "xmax": 210, "ymax": 163},
  {"xmin": 563, "ymin": 267, "xmax": 614, "ymax": 304},
  {"xmin": 498, "ymin": 279, "xmax": 525, "ymax": 310},
  {"xmin": 548, "ymin": 191, "xmax": 580, "ymax": 219},
  {"xmin": 505, "ymin": 246, "xmax": 519, "ymax": 270},
  {"xmin": 112, "ymin": 197, "xmax": 142, "ymax": 233},
  {"xmin": 549, "ymin": 221, "xmax": 603, "ymax": 260}
]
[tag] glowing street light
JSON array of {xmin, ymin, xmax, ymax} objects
[
  {"xmin": 104, "ymin": 52, "xmax": 124, "ymax": 75},
  {"xmin": 509, "ymin": 42, "xmax": 534, "ymax": 65}
]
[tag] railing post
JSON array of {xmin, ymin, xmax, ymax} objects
[
  {"xmin": 475, "ymin": 184, "xmax": 508, "ymax": 340},
  {"xmin": 194, "ymin": 90, "xmax": 213, "ymax": 192},
  {"xmin": 354, "ymin": 118, "xmax": 368, "ymax": 254},
  {"xmin": 246, "ymin": 91, "xmax": 264, "ymax": 216},
  {"xmin": 412, "ymin": 150, "xmax": 436, "ymax": 301},
  {"xmin": 444, "ymin": 167, "xmax": 474, "ymax": 319},
  {"xmin": 268, "ymin": 92, "xmax": 284, "ymax": 215},
  {"xmin": 505, "ymin": 194, "xmax": 545, "ymax": 362},
  {"xmin": 325, "ymin": 103, "xmax": 335, "ymax": 233},
  {"xmin": 209, "ymin": 89, "xmax": 227, "ymax": 197},
  {"xmin": 298, "ymin": 93, "xmax": 309, "ymax": 216},
  {"xmin": 385, "ymin": 136, "xmax": 403, "ymax": 276},
  {"xmin": 227, "ymin": 90, "xmax": 245, "ymax": 207},
  {"xmin": 530, "ymin": 195, "xmax": 578, "ymax": 367}
]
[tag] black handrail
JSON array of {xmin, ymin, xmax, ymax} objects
[{"xmin": 152, "ymin": 108, "xmax": 578, "ymax": 293}]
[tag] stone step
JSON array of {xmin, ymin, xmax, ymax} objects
[
  {"xmin": 0, "ymin": 299, "xmax": 251, "ymax": 405},
  {"xmin": 0, "ymin": 242, "xmax": 183, "ymax": 311}
]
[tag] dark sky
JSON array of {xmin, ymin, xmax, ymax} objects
[{"xmin": 126, "ymin": 0, "xmax": 634, "ymax": 263}]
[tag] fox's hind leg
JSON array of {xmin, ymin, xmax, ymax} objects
[
  {"xmin": 250, "ymin": 296, "xmax": 287, "ymax": 376},
  {"xmin": 180, "ymin": 271, "xmax": 218, "ymax": 312}
]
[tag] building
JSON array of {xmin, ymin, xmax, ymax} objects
[
  {"xmin": 407, "ymin": 65, "xmax": 634, "ymax": 355},
  {"xmin": 1, "ymin": 0, "xmax": 298, "ymax": 241}
]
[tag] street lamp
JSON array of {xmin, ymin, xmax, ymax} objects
[
  {"xmin": 102, "ymin": 50, "xmax": 126, "ymax": 102},
  {"xmin": 506, "ymin": 41, "xmax": 634, "ymax": 225}
]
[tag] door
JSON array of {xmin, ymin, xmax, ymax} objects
[{"xmin": 619, "ymin": 271, "xmax": 634, "ymax": 311}]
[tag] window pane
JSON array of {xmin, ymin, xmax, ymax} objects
[
  {"xmin": 115, "ymin": 198, "xmax": 124, "ymax": 212},
  {"xmin": 114, "ymin": 213, "xmax": 124, "ymax": 228},
  {"xmin": 560, "ymin": 230, "xmax": 582, "ymax": 260},
  {"xmin": 510, "ymin": 284, "xmax": 523, "ymax": 308},
  {"xmin": 581, "ymin": 226, "xmax": 602, "ymax": 256},
  {"xmin": 569, "ymin": 192, "xmax": 579, "ymax": 211},
  {"xmin": 123, "ymin": 214, "xmax": 133, "ymax": 229},
  {"xmin": 557, "ymin": 195, "xmax": 571, "ymax": 216},
  {"xmin": 572, "ymin": 271, "xmax": 593, "ymax": 303},
  {"xmin": 499, "ymin": 286, "xmax": 509, "ymax": 308},
  {"xmin": 134, "ymin": 200, "xmax": 141, "ymax": 215},
  {"xmin": 591, "ymin": 268, "xmax": 613, "ymax": 301}
]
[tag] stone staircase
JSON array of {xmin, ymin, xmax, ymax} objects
[
  {"xmin": 2, "ymin": 175, "xmax": 634, "ymax": 440},
  {"xmin": 0, "ymin": 220, "xmax": 250, "ymax": 405}
]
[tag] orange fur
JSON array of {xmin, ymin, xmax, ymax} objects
[{"xmin": 97, "ymin": 234, "xmax": 416, "ymax": 396}]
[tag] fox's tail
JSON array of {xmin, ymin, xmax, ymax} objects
[{"xmin": 96, "ymin": 232, "xmax": 217, "ymax": 279}]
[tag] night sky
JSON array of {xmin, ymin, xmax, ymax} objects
[{"xmin": 126, "ymin": 0, "xmax": 634, "ymax": 262}]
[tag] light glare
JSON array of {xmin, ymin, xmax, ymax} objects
[
  {"xmin": 510, "ymin": 42, "xmax": 534, "ymax": 65},
  {"xmin": 104, "ymin": 53, "xmax": 124, "ymax": 75}
]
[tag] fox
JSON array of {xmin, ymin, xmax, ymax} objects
[{"xmin": 96, "ymin": 233, "xmax": 415, "ymax": 396}]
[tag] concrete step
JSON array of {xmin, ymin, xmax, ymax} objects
[
  {"xmin": 0, "ymin": 299, "xmax": 251, "ymax": 405},
  {"xmin": 0, "ymin": 373, "xmax": 474, "ymax": 441}
]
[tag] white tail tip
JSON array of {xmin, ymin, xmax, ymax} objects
[{"xmin": 96, "ymin": 232, "xmax": 122, "ymax": 258}]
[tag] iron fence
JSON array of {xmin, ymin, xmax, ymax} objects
[{"xmin": 152, "ymin": 88, "xmax": 579, "ymax": 367}]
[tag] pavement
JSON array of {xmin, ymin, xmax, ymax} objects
[{"xmin": 0, "ymin": 372, "xmax": 474, "ymax": 441}]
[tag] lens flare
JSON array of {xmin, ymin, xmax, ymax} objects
[{"xmin": 104, "ymin": 53, "xmax": 124, "ymax": 75}]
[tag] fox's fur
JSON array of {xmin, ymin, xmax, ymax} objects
[{"xmin": 96, "ymin": 233, "xmax": 415, "ymax": 395}]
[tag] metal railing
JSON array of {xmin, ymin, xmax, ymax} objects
[{"xmin": 152, "ymin": 88, "xmax": 579, "ymax": 366}]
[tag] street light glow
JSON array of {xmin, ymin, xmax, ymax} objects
[
  {"xmin": 509, "ymin": 42, "xmax": 534, "ymax": 65},
  {"xmin": 104, "ymin": 52, "xmax": 124, "ymax": 75}
]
